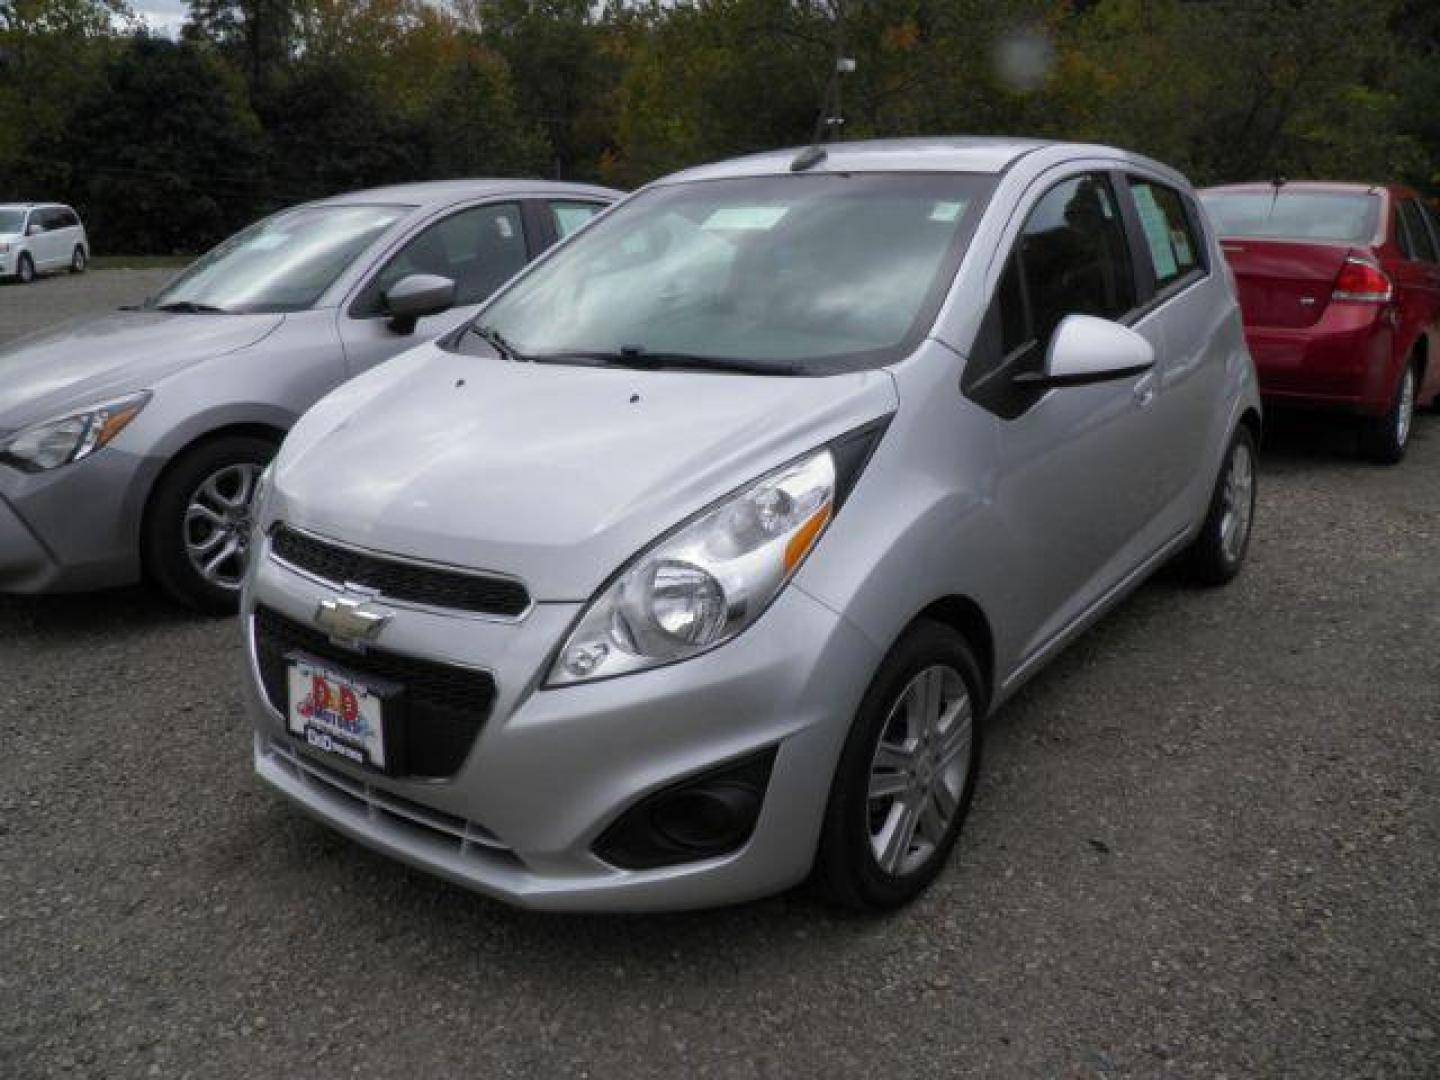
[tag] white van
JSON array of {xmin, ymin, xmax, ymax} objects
[{"xmin": 0, "ymin": 203, "xmax": 90, "ymax": 283}]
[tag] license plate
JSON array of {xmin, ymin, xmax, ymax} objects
[{"xmin": 286, "ymin": 657, "xmax": 392, "ymax": 771}]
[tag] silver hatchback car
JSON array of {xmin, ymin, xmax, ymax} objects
[
  {"xmin": 243, "ymin": 139, "xmax": 1261, "ymax": 913},
  {"xmin": 0, "ymin": 180, "xmax": 616, "ymax": 610}
]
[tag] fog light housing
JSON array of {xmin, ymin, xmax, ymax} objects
[{"xmin": 593, "ymin": 747, "xmax": 777, "ymax": 870}]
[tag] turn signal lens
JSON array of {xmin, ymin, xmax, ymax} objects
[{"xmin": 1332, "ymin": 256, "xmax": 1393, "ymax": 303}]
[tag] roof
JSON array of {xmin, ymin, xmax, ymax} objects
[
  {"xmin": 315, "ymin": 178, "xmax": 620, "ymax": 208},
  {"xmin": 1201, "ymin": 181, "xmax": 1405, "ymax": 197},
  {"xmin": 0, "ymin": 202, "xmax": 66, "ymax": 210},
  {"xmin": 658, "ymin": 137, "xmax": 1138, "ymax": 183}
]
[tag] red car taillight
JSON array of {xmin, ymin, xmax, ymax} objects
[{"xmin": 1332, "ymin": 256, "xmax": 1393, "ymax": 303}]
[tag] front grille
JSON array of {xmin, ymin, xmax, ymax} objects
[
  {"xmin": 271, "ymin": 525, "xmax": 531, "ymax": 618},
  {"xmin": 252, "ymin": 606, "xmax": 495, "ymax": 779}
]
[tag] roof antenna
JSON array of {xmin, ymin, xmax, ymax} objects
[
  {"xmin": 792, "ymin": 7, "xmax": 856, "ymax": 172},
  {"xmin": 1266, "ymin": 174, "xmax": 1287, "ymax": 220}
]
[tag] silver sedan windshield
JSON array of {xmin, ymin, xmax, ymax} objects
[
  {"xmin": 476, "ymin": 173, "xmax": 994, "ymax": 373},
  {"xmin": 150, "ymin": 204, "xmax": 409, "ymax": 314}
]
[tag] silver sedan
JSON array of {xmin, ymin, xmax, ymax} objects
[{"xmin": 0, "ymin": 179, "xmax": 617, "ymax": 609}]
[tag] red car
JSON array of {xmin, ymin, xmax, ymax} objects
[{"xmin": 1200, "ymin": 181, "xmax": 1440, "ymax": 462}]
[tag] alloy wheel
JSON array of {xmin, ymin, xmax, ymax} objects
[
  {"xmin": 1219, "ymin": 440, "xmax": 1254, "ymax": 564},
  {"xmin": 866, "ymin": 664, "xmax": 973, "ymax": 877},
  {"xmin": 183, "ymin": 462, "xmax": 262, "ymax": 591}
]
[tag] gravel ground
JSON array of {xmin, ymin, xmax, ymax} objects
[{"xmin": 1, "ymin": 273, "xmax": 1438, "ymax": 1078}]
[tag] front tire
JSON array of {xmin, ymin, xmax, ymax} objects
[
  {"xmin": 814, "ymin": 620, "xmax": 984, "ymax": 912},
  {"xmin": 143, "ymin": 435, "xmax": 277, "ymax": 613},
  {"xmin": 1184, "ymin": 424, "xmax": 1257, "ymax": 587},
  {"xmin": 1359, "ymin": 361, "xmax": 1417, "ymax": 465},
  {"xmin": 16, "ymin": 253, "xmax": 34, "ymax": 284},
  {"xmin": 70, "ymin": 246, "xmax": 87, "ymax": 274}
]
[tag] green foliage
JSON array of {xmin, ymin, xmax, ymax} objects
[
  {"xmin": 48, "ymin": 34, "xmax": 265, "ymax": 252},
  {"xmin": 1, "ymin": 0, "xmax": 1437, "ymax": 254}
]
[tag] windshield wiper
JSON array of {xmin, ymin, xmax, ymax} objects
[
  {"xmin": 537, "ymin": 346, "xmax": 801, "ymax": 377},
  {"xmin": 150, "ymin": 301, "xmax": 230, "ymax": 314},
  {"xmin": 469, "ymin": 324, "xmax": 529, "ymax": 363}
]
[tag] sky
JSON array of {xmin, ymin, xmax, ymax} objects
[{"xmin": 133, "ymin": 0, "xmax": 188, "ymax": 36}]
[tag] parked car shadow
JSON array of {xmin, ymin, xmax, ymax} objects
[
  {"xmin": 1258, "ymin": 406, "xmax": 1433, "ymax": 471},
  {"xmin": 0, "ymin": 583, "xmax": 213, "ymax": 640}
]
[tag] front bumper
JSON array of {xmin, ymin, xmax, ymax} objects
[
  {"xmin": 1245, "ymin": 303, "xmax": 1397, "ymax": 415},
  {"xmin": 0, "ymin": 451, "xmax": 156, "ymax": 593},
  {"xmin": 244, "ymin": 540, "xmax": 882, "ymax": 912}
]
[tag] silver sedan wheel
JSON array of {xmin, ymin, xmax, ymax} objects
[
  {"xmin": 1396, "ymin": 366, "xmax": 1416, "ymax": 449},
  {"xmin": 1219, "ymin": 440, "xmax": 1254, "ymax": 564},
  {"xmin": 867, "ymin": 665, "xmax": 973, "ymax": 877},
  {"xmin": 183, "ymin": 462, "xmax": 261, "ymax": 591}
]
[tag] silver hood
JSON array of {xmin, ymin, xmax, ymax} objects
[
  {"xmin": 271, "ymin": 341, "xmax": 898, "ymax": 601},
  {"xmin": 0, "ymin": 310, "xmax": 284, "ymax": 429}
]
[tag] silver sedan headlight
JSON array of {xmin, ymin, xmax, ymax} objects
[
  {"xmin": 0, "ymin": 392, "xmax": 151, "ymax": 473},
  {"xmin": 548, "ymin": 438, "xmax": 866, "ymax": 687}
]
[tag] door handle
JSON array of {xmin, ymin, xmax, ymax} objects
[{"xmin": 1133, "ymin": 373, "xmax": 1157, "ymax": 408}]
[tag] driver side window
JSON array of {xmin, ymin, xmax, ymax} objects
[
  {"xmin": 353, "ymin": 202, "xmax": 527, "ymax": 317},
  {"xmin": 964, "ymin": 172, "xmax": 1137, "ymax": 416}
]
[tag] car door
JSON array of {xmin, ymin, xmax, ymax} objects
[
  {"xmin": 1415, "ymin": 201, "xmax": 1440, "ymax": 403},
  {"xmin": 1117, "ymin": 173, "xmax": 1224, "ymax": 515},
  {"xmin": 40, "ymin": 208, "xmax": 68, "ymax": 269},
  {"xmin": 1393, "ymin": 197, "xmax": 1440, "ymax": 392},
  {"xmin": 27, "ymin": 209, "xmax": 56, "ymax": 269},
  {"xmin": 963, "ymin": 169, "xmax": 1169, "ymax": 664},
  {"xmin": 337, "ymin": 200, "xmax": 536, "ymax": 375}
]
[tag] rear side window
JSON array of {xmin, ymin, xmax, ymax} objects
[
  {"xmin": 1394, "ymin": 207, "xmax": 1415, "ymax": 258},
  {"xmin": 550, "ymin": 201, "xmax": 602, "ymax": 239},
  {"xmin": 1128, "ymin": 179, "xmax": 1201, "ymax": 289},
  {"xmin": 1201, "ymin": 190, "xmax": 1379, "ymax": 243},
  {"xmin": 1399, "ymin": 199, "xmax": 1437, "ymax": 262}
]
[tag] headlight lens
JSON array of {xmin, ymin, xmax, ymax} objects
[
  {"xmin": 0, "ymin": 392, "xmax": 150, "ymax": 473},
  {"xmin": 548, "ymin": 448, "xmax": 839, "ymax": 686}
]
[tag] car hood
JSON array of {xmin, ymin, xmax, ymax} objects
[
  {"xmin": 0, "ymin": 310, "xmax": 284, "ymax": 429},
  {"xmin": 272, "ymin": 343, "xmax": 899, "ymax": 601},
  {"xmin": 0, "ymin": 232, "xmax": 21, "ymax": 245}
]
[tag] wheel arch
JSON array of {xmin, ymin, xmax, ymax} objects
[{"xmin": 909, "ymin": 595, "xmax": 995, "ymax": 711}]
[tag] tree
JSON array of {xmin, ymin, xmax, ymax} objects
[{"xmin": 52, "ymin": 34, "xmax": 266, "ymax": 252}]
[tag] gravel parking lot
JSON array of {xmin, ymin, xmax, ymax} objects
[{"xmin": 2, "ymin": 272, "xmax": 1437, "ymax": 1079}]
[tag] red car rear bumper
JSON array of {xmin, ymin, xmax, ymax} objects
[{"xmin": 1245, "ymin": 303, "xmax": 1397, "ymax": 416}]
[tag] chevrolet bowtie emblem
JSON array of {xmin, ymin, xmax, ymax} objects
[{"xmin": 314, "ymin": 596, "xmax": 390, "ymax": 642}]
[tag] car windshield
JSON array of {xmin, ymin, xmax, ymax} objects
[
  {"xmin": 1201, "ymin": 190, "xmax": 1379, "ymax": 243},
  {"xmin": 466, "ymin": 172, "xmax": 994, "ymax": 373},
  {"xmin": 0, "ymin": 209, "xmax": 26, "ymax": 233},
  {"xmin": 149, "ymin": 204, "xmax": 409, "ymax": 314}
]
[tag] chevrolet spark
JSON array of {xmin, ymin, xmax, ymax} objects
[{"xmin": 242, "ymin": 139, "xmax": 1261, "ymax": 913}]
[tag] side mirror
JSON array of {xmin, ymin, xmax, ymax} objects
[
  {"xmin": 1014, "ymin": 314, "xmax": 1154, "ymax": 390},
  {"xmin": 26, "ymin": 223, "xmax": 41, "ymax": 236},
  {"xmin": 384, "ymin": 274, "xmax": 456, "ymax": 335}
]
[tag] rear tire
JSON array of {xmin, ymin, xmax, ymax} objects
[
  {"xmin": 16, "ymin": 253, "xmax": 34, "ymax": 284},
  {"xmin": 1184, "ymin": 424, "xmax": 1257, "ymax": 587},
  {"xmin": 143, "ymin": 435, "xmax": 277, "ymax": 614},
  {"xmin": 70, "ymin": 246, "xmax": 87, "ymax": 274},
  {"xmin": 1359, "ymin": 361, "xmax": 1417, "ymax": 465},
  {"xmin": 814, "ymin": 620, "xmax": 984, "ymax": 912}
]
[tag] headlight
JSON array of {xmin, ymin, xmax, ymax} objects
[
  {"xmin": 0, "ymin": 392, "xmax": 151, "ymax": 473},
  {"xmin": 547, "ymin": 423, "xmax": 886, "ymax": 687}
]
